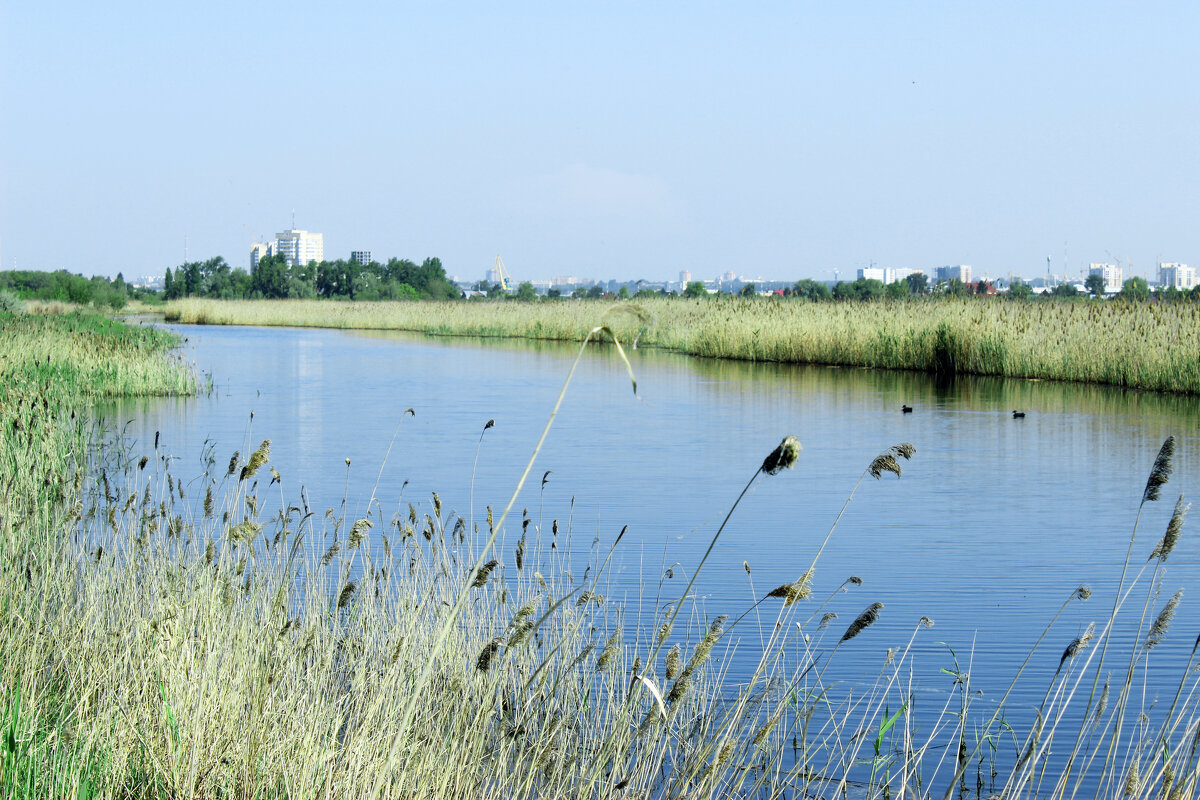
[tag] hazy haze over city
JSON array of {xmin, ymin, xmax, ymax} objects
[{"xmin": 2, "ymin": 1, "xmax": 1198, "ymax": 283}]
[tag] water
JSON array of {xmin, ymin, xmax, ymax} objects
[{"xmin": 100, "ymin": 322, "xmax": 1200, "ymax": 790}]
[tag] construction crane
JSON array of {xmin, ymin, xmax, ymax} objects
[{"xmin": 494, "ymin": 254, "xmax": 514, "ymax": 292}]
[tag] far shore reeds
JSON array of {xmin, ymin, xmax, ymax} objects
[{"xmin": 162, "ymin": 296, "xmax": 1200, "ymax": 394}]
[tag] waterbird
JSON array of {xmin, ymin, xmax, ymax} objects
[
  {"xmin": 901, "ymin": 405, "xmax": 913, "ymax": 413},
  {"xmin": 1012, "ymin": 410, "xmax": 1026, "ymax": 419}
]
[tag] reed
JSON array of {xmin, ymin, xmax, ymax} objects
[
  {"xmin": 164, "ymin": 296, "xmax": 1200, "ymax": 393},
  {"xmin": 4, "ymin": 310, "xmax": 1199, "ymax": 799}
]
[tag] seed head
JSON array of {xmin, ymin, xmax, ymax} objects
[
  {"xmin": 760, "ymin": 435, "xmax": 801, "ymax": 476},
  {"xmin": 665, "ymin": 644, "xmax": 682, "ymax": 680},
  {"xmin": 337, "ymin": 581, "xmax": 356, "ymax": 609},
  {"xmin": 1146, "ymin": 590, "xmax": 1183, "ymax": 650},
  {"xmin": 1143, "ymin": 436, "xmax": 1176, "ymax": 503},
  {"xmin": 840, "ymin": 602, "xmax": 884, "ymax": 643},
  {"xmin": 1150, "ymin": 495, "xmax": 1189, "ymax": 562},
  {"xmin": 868, "ymin": 454, "xmax": 903, "ymax": 480},
  {"xmin": 1057, "ymin": 621, "xmax": 1095, "ymax": 672},
  {"xmin": 596, "ymin": 628, "xmax": 622, "ymax": 672},
  {"xmin": 240, "ymin": 440, "xmax": 270, "ymax": 481},
  {"xmin": 471, "ymin": 559, "xmax": 499, "ymax": 588},
  {"xmin": 477, "ymin": 638, "xmax": 503, "ymax": 671}
]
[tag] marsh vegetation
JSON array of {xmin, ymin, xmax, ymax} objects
[
  {"xmin": 2, "ymin": 310, "xmax": 1198, "ymax": 799},
  {"xmin": 164, "ymin": 296, "xmax": 1200, "ymax": 394}
]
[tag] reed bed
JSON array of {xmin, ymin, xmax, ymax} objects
[
  {"xmin": 4, "ymin": 310, "xmax": 1200, "ymax": 799},
  {"xmin": 164, "ymin": 297, "xmax": 1200, "ymax": 394}
]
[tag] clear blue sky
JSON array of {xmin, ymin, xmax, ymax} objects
[{"xmin": 2, "ymin": 2, "xmax": 1197, "ymax": 283}]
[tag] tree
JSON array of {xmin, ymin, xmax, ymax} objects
[
  {"xmin": 617, "ymin": 286, "xmax": 630, "ymax": 299},
  {"xmin": 739, "ymin": 283, "xmax": 756, "ymax": 297},
  {"xmin": 885, "ymin": 280, "xmax": 909, "ymax": 299},
  {"xmin": 251, "ymin": 253, "xmax": 291, "ymax": 299},
  {"xmin": 904, "ymin": 272, "xmax": 928, "ymax": 295},
  {"xmin": 547, "ymin": 287, "xmax": 562, "ymax": 299},
  {"xmin": 1120, "ymin": 276, "xmax": 1150, "ymax": 301},
  {"xmin": 162, "ymin": 267, "xmax": 176, "ymax": 300},
  {"xmin": 793, "ymin": 279, "xmax": 832, "ymax": 301},
  {"xmin": 1050, "ymin": 282, "xmax": 1079, "ymax": 298},
  {"xmin": 974, "ymin": 280, "xmax": 991, "ymax": 296},
  {"xmin": 1085, "ymin": 273, "xmax": 1106, "ymax": 297},
  {"xmin": 516, "ymin": 281, "xmax": 537, "ymax": 301},
  {"xmin": 946, "ymin": 278, "xmax": 967, "ymax": 297},
  {"xmin": 848, "ymin": 278, "xmax": 884, "ymax": 300},
  {"xmin": 1008, "ymin": 279, "xmax": 1033, "ymax": 299},
  {"xmin": 683, "ymin": 281, "xmax": 708, "ymax": 298}
]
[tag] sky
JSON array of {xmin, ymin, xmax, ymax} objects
[{"xmin": 2, "ymin": 1, "xmax": 1198, "ymax": 284}]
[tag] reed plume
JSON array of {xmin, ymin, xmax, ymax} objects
[
  {"xmin": 841, "ymin": 602, "xmax": 884, "ymax": 643},
  {"xmin": 1143, "ymin": 435, "xmax": 1175, "ymax": 503},
  {"xmin": 337, "ymin": 581, "xmax": 356, "ymax": 609},
  {"xmin": 760, "ymin": 435, "xmax": 801, "ymax": 475},
  {"xmin": 1057, "ymin": 622, "xmax": 1095, "ymax": 673},
  {"xmin": 471, "ymin": 559, "xmax": 499, "ymax": 588},
  {"xmin": 596, "ymin": 628, "xmax": 622, "ymax": 672},
  {"xmin": 1145, "ymin": 589, "xmax": 1183, "ymax": 650},
  {"xmin": 348, "ymin": 518, "xmax": 371, "ymax": 550},
  {"xmin": 1149, "ymin": 495, "xmax": 1189, "ymax": 561},
  {"xmin": 477, "ymin": 638, "xmax": 503, "ymax": 671}
]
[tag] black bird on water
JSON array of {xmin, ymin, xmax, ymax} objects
[
  {"xmin": 1012, "ymin": 410, "xmax": 1026, "ymax": 419},
  {"xmin": 901, "ymin": 404, "xmax": 913, "ymax": 413}
]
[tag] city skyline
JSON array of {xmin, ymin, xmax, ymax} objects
[{"xmin": 3, "ymin": 3, "xmax": 1199, "ymax": 283}]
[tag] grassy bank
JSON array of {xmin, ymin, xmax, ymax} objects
[
  {"xmin": 4, "ymin": 310, "xmax": 1200, "ymax": 798},
  {"xmin": 164, "ymin": 296, "xmax": 1200, "ymax": 394}
]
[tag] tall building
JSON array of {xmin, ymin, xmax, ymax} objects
[
  {"xmin": 350, "ymin": 250, "xmax": 372, "ymax": 265},
  {"xmin": 679, "ymin": 270, "xmax": 691, "ymax": 284},
  {"xmin": 252, "ymin": 228, "xmax": 324, "ymax": 268},
  {"xmin": 935, "ymin": 265, "xmax": 972, "ymax": 284},
  {"xmin": 1089, "ymin": 263, "xmax": 1123, "ymax": 293},
  {"xmin": 1159, "ymin": 262, "xmax": 1197, "ymax": 290},
  {"xmin": 250, "ymin": 242, "xmax": 272, "ymax": 270},
  {"xmin": 273, "ymin": 229, "xmax": 323, "ymax": 267}
]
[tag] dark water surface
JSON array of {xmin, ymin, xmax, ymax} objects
[{"xmin": 101, "ymin": 322, "xmax": 1200, "ymax": 755}]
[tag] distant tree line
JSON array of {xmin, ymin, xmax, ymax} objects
[
  {"xmin": 162, "ymin": 255, "xmax": 459, "ymax": 301},
  {"xmin": 4, "ymin": 262, "xmax": 1199, "ymax": 310},
  {"xmin": 0, "ymin": 269, "xmax": 137, "ymax": 309}
]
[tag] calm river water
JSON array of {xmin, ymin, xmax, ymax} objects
[{"xmin": 101, "ymin": 322, "xmax": 1200, "ymax": 739}]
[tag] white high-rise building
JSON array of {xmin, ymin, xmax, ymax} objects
[
  {"xmin": 252, "ymin": 229, "xmax": 324, "ymax": 268},
  {"xmin": 273, "ymin": 229, "xmax": 323, "ymax": 267},
  {"xmin": 1088, "ymin": 263, "xmax": 1123, "ymax": 293},
  {"xmin": 1159, "ymin": 262, "xmax": 1197, "ymax": 290},
  {"xmin": 857, "ymin": 267, "xmax": 924, "ymax": 284}
]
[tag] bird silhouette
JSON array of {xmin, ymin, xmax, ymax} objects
[
  {"xmin": 1012, "ymin": 410, "xmax": 1025, "ymax": 419},
  {"xmin": 901, "ymin": 404, "xmax": 913, "ymax": 413}
]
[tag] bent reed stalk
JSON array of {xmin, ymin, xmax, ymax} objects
[
  {"xmin": 4, "ymin": 309, "xmax": 1200, "ymax": 799},
  {"xmin": 163, "ymin": 296, "xmax": 1200, "ymax": 394}
]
